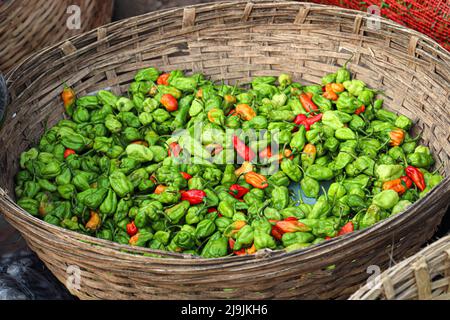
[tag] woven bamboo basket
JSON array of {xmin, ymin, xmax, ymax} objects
[
  {"xmin": 0, "ymin": 0, "xmax": 114, "ymax": 73},
  {"xmin": 0, "ymin": 0, "xmax": 449, "ymax": 299},
  {"xmin": 350, "ymin": 234, "xmax": 450, "ymax": 300}
]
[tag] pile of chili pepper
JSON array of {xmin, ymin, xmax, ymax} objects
[{"xmin": 14, "ymin": 65, "xmax": 444, "ymax": 258}]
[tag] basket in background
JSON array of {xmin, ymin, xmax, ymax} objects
[
  {"xmin": 0, "ymin": 0, "xmax": 449, "ymax": 299},
  {"xmin": 350, "ymin": 234, "xmax": 450, "ymax": 299},
  {"xmin": 0, "ymin": 0, "xmax": 114, "ymax": 73}
]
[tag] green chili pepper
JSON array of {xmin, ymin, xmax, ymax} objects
[
  {"xmin": 281, "ymin": 232, "xmax": 314, "ymax": 247},
  {"xmin": 164, "ymin": 200, "xmax": 190, "ymax": 224},
  {"xmin": 201, "ymin": 232, "xmax": 228, "ymax": 258},
  {"xmin": 305, "ymin": 164, "xmax": 333, "ymax": 181},
  {"xmin": 109, "ymin": 171, "xmax": 134, "ymax": 197},
  {"xmin": 300, "ymin": 176, "xmax": 320, "ymax": 198},
  {"xmin": 360, "ymin": 204, "xmax": 381, "ymax": 229},
  {"xmin": 281, "ymin": 158, "xmax": 302, "ymax": 182},
  {"xmin": 308, "ymin": 195, "xmax": 331, "ymax": 219}
]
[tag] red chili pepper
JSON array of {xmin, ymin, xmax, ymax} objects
[
  {"xmin": 156, "ymin": 73, "xmax": 170, "ymax": 85},
  {"xmin": 354, "ymin": 105, "xmax": 365, "ymax": 115},
  {"xmin": 228, "ymin": 184, "xmax": 250, "ymax": 199},
  {"xmin": 405, "ymin": 166, "xmax": 426, "ymax": 191},
  {"xmin": 275, "ymin": 220, "xmax": 310, "ymax": 233},
  {"xmin": 299, "ymin": 93, "xmax": 319, "ymax": 113},
  {"xmin": 232, "ymin": 135, "xmax": 255, "ymax": 162},
  {"xmin": 325, "ymin": 236, "xmax": 332, "ymax": 240},
  {"xmin": 234, "ymin": 244, "xmax": 256, "ymax": 255},
  {"xmin": 126, "ymin": 221, "xmax": 138, "ymax": 237},
  {"xmin": 303, "ymin": 113, "xmax": 323, "ymax": 127},
  {"xmin": 294, "ymin": 114, "xmax": 308, "ymax": 125},
  {"xmin": 337, "ymin": 221, "xmax": 354, "ymax": 236},
  {"xmin": 168, "ymin": 142, "xmax": 182, "ymax": 157},
  {"xmin": 63, "ymin": 148, "xmax": 76, "ymax": 159},
  {"xmin": 228, "ymin": 238, "xmax": 235, "ymax": 250},
  {"xmin": 271, "ymin": 225, "xmax": 284, "ymax": 240},
  {"xmin": 293, "ymin": 113, "xmax": 322, "ymax": 131},
  {"xmin": 207, "ymin": 208, "xmax": 218, "ymax": 213},
  {"xmin": 160, "ymin": 93, "xmax": 178, "ymax": 112},
  {"xmin": 180, "ymin": 172, "xmax": 192, "ymax": 180},
  {"xmin": 180, "ymin": 189, "xmax": 207, "ymax": 205}
]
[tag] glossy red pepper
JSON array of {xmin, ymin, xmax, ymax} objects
[
  {"xmin": 303, "ymin": 113, "xmax": 322, "ymax": 128},
  {"xmin": 160, "ymin": 94, "xmax": 178, "ymax": 112},
  {"xmin": 354, "ymin": 105, "xmax": 365, "ymax": 115},
  {"xmin": 271, "ymin": 225, "xmax": 283, "ymax": 240},
  {"xmin": 293, "ymin": 113, "xmax": 322, "ymax": 131},
  {"xmin": 228, "ymin": 184, "xmax": 250, "ymax": 199},
  {"xmin": 180, "ymin": 189, "xmax": 207, "ymax": 205},
  {"xmin": 228, "ymin": 238, "xmax": 235, "ymax": 250},
  {"xmin": 156, "ymin": 73, "xmax": 170, "ymax": 85},
  {"xmin": 232, "ymin": 135, "xmax": 255, "ymax": 162},
  {"xmin": 168, "ymin": 142, "xmax": 182, "ymax": 157},
  {"xmin": 63, "ymin": 148, "xmax": 76, "ymax": 159},
  {"xmin": 337, "ymin": 221, "xmax": 354, "ymax": 236},
  {"xmin": 299, "ymin": 93, "xmax": 319, "ymax": 113},
  {"xmin": 180, "ymin": 172, "xmax": 192, "ymax": 180},
  {"xmin": 405, "ymin": 166, "xmax": 426, "ymax": 191},
  {"xmin": 126, "ymin": 221, "xmax": 138, "ymax": 236}
]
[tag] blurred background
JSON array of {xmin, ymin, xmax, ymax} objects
[{"xmin": 0, "ymin": 0, "xmax": 448, "ymax": 300}]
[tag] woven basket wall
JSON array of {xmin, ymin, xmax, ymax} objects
[
  {"xmin": 0, "ymin": 0, "xmax": 114, "ymax": 73},
  {"xmin": 350, "ymin": 234, "xmax": 450, "ymax": 300},
  {"xmin": 0, "ymin": 0, "xmax": 449, "ymax": 299}
]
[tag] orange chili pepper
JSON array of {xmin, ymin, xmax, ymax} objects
[
  {"xmin": 323, "ymin": 90, "xmax": 338, "ymax": 101},
  {"xmin": 223, "ymin": 94, "xmax": 236, "ymax": 106},
  {"xmin": 299, "ymin": 93, "xmax": 319, "ymax": 112},
  {"xmin": 330, "ymin": 83, "xmax": 345, "ymax": 93},
  {"xmin": 61, "ymin": 86, "xmax": 76, "ymax": 114},
  {"xmin": 234, "ymin": 161, "xmax": 254, "ymax": 176},
  {"xmin": 154, "ymin": 185, "xmax": 167, "ymax": 194},
  {"xmin": 274, "ymin": 219, "xmax": 310, "ymax": 233},
  {"xmin": 195, "ymin": 88, "xmax": 203, "ymax": 99},
  {"xmin": 224, "ymin": 220, "xmax": 247, "ymax": 238},
  {"xmin": 244, "ymin": 172, "xmax": 268, "ymax": 189},
  {"xmin": 382, "ymin": 176, "xmax": 413, "ymax": 195},
  {"xmin": 85, "ymin": 211, "xmax": 101, "ymax": 231},
  {"xmin": 234, "ymin": 244, "xmax": 256, "ymax": 256},
  {"xmin": 129, "ymin": 234, "xmax": 140, "ymax": 246},
  {"xmin": 302, "ymin": 143, "xmax": 317, "ymax": 163},
  {"xmin": 131, "ymin": 140, "xmax": 149, "ymax": 147},
  {"xmin": 389, "ymin": 128, "xmax": 405, "ymax": 146},
  {"xmin": 235, "ymin": 103, "xmax": 256, "ymax": 121}
]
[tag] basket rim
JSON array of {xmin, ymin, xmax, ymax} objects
[
  {"xmin": 4, "ymin": 0, "xmax": 450, "ymax": 80},
  {"xmin": 1, "ymin": 0, "xmax": 450, "ymax": 265}
]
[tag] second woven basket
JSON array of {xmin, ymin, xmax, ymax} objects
[{"xmin": 350, "ymin": 234, "xmax": 450, "ymax": 300}]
